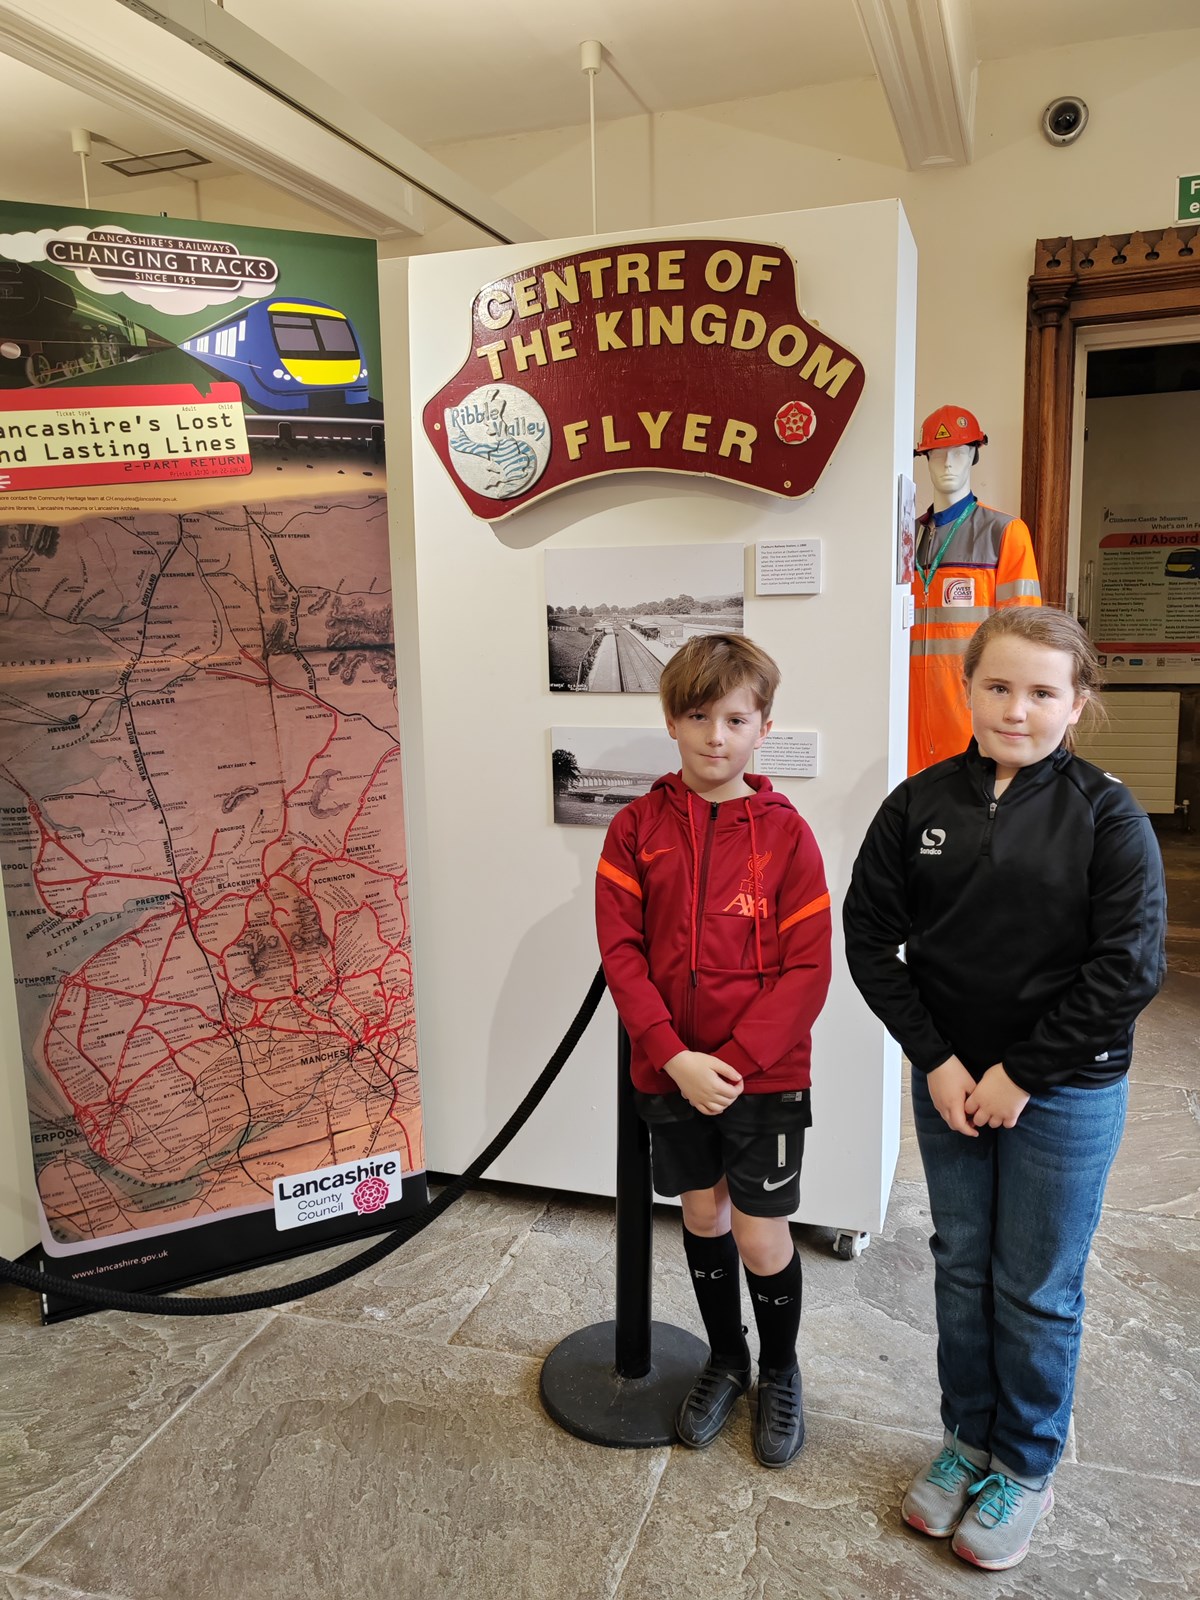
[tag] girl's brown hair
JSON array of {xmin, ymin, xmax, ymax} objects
[{"xmin": 963, "ymin": 606, "xmax": 1104, "ymax": 750}]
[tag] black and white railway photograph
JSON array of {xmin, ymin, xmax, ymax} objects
[
  {"xmin": 545, "ymin": 543, "xmax": 744, "ymax": 693},
  {"xmin": 551, "ymin": 727, "xmax": 679, "ymax": 826}
]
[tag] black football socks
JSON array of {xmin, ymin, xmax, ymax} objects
[
  {"xmin": 744, "ymin": 1249, "xmax": 803, "ymax": 1373},
  {"xmin": 682, "ymin": 1227, "xmax": 750, "ymax": 1370}
]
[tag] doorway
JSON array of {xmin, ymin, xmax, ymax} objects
[
  {"xmin": 1070, "ymin": 326, "xmax": 1200, "ymax": 971},
  {"xmin": 1070, "ymin": 325, "xmax": 1200, "ymax": 807}
]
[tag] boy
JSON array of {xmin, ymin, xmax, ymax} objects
[{"xmin": 595, "ymin": 633, "xmax": 831, "ymax": 1465}]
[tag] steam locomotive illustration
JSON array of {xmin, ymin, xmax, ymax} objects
[
  {"xmin": 179, "ymin": 297, "xmax": 371, "ymax": 412},
  {"xmin": 0, "ymin": 260, "xmax": 168, "ymax": 388}
]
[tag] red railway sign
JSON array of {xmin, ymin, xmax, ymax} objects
[{"xmin": 422, "ymin": 238, "xmax": 865, "ymax": 520}]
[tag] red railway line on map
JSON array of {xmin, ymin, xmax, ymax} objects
[{"xmin": 0, "ymin": 498, "xmax": 420, "ymax": 1243}]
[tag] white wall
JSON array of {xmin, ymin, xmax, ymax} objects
[
  {"xmin": 0, "ymin": 169, "xmax": 373, "ymax": 239},
  {"xmin": 401, "ymin": 201, "xmax": 915, "ymax": 1234},
  {"xmin": 424, "ymin": 29, "xmax": 1200, "ymax": 530},
  {"xmin": 85, "ymin": 174, "xmax": 371, "ymax": 237}
]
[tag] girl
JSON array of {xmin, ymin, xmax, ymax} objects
[{"xmin": 843, "ymin": 606, "xmax": 1166, "ymax": 1571}]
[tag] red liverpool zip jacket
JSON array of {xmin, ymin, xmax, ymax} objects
[{"xmin": 596, "ymin": 771, "xmax": 832, "ymax": 1096}]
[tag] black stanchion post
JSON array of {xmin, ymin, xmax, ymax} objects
[
  {"xmin": 613, "ymin": 1024, "xmax": 652, "ymax": 1378},
  {"xmin": 539, "ymin": 1025, "xmax": 707, "ymax": 1447}
]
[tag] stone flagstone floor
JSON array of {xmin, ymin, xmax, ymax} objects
[{"xmin": 2, "ymin": 836, "xmax": 1198, "ymax": 1599}]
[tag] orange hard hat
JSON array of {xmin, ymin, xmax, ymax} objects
[{"xmin": 914, "ymin": 404, "xmax": 988, "ymax": 456}]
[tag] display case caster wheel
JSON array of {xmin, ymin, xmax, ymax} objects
[{"xmin": 833, "ymin": 1229, "xmax": 870, "ymax": 1260}]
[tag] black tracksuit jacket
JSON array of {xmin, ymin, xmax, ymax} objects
[{"xmin": 842, "ymin": 741, "xmax": 1167, "ymax": 1093}]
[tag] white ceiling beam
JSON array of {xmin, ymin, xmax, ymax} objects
[
  {"xmin": 851, "ymin": 0, "xmax": 977, "ymax": 169},
  {"xmin": 0, "ymin": 0, "xmax": 540, "ymax": 242},
  {"xmin": 119, "ymin": 0, "xmax": 540, "ymax": 243},
  {"xmin": 0, "ymin": 0, "xmax": 419, "ymax": 235}
]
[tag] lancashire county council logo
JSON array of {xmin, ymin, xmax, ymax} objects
[
  {"xmin": 444, "ymin": 383, "xmax": 551, "ymax": 500},
  {"xmin": 352, "ymin": 1175, "xmax": 390, "ymax": 1215},
  {"xmin": 773, "ymin": 399, "xmax": 817, "ymax": 444}
]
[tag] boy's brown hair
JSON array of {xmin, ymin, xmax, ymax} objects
[{"xmin": 659, "ymin": 633, "xmax": 781, "ymax": 722}]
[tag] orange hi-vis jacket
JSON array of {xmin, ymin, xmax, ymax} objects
[{"xmin": 909, "ymin": 496, "xmax": 1041, "ymax": 774}]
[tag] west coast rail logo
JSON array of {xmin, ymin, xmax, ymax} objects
[
  {"xmin": 273, "ymin": 1151, "xmax": 402, "ymax": 1230},
  {"xmin": 423, "ymin": 239, "xmax": 865, "ymax": 520}
]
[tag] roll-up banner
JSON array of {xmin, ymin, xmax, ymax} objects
[{"xmin": 0, "ymin": 200, "xmax": 424, "ymax": 1320}]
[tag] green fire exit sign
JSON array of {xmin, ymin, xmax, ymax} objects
[{"xmin": 1177, "ymin": 174, "xmax": 1200, "ymax": 222}]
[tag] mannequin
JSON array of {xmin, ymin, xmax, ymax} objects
[
  {"xmin": 926, "ymin": 443, "xmax": 976, "ymax": 513},
  {"xmin": 909, "ymin": 406, "xmax": 1041, "ymax": 774}
]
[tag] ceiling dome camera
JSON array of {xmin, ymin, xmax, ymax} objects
[{"xmin": 1042, "ymin": 97, "xmax": 1089, "ymax": 146}]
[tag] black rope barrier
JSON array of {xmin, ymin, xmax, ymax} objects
[{"xmin": 0, "ymin": 967, "xmax": 607, "ymax": 1318}]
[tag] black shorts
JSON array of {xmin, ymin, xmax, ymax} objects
[{"xmin": 635, "ymin": 1089, "xmax": 811, "ymax": 1218}]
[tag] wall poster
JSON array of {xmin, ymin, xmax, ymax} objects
[
  {"xmin": 0, "ymin": 200, "xmax": 424, "ymax": 1317},
  {"xmin": 1090, "ymin": 505, "xmax": 1200, "ymax": 682}
]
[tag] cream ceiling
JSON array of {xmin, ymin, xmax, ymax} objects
[
  {"xmin": 229, "ymin": 0, "xmax": 1200, "ymax": 147},
  {"xmin": 0, "ymin": 0, "xmax": 1197, "ymax": 208}
]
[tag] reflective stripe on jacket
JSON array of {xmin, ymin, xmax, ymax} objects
[{"xmin": 909, "ymin": 503, "xmax": 1041, "ymax": 774}]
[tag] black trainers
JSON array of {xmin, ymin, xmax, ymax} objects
[
  {"xmin": 753, "ymin": 1364, "xmax": 805, "ymax": 1467},
  {"xmin": 675, "ymin": 1360, "xmax": 752, "ymax": 1448}
]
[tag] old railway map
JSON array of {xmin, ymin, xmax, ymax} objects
[{"xmin": 0, "ymin": 494, "xmax": 420, "ymax": 1251}]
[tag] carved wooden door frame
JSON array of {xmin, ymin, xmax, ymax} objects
[{"xmin": 1022, "ymin": 228, "xmax": 1200, "ymax": 606}]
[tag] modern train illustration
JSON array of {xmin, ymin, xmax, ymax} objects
[
  {"xmin": 179, "ymin": 298, "xmax": 371, "ymax": 411},
  {"xmin": 0, "ymin": 260, "xmax": 168, "ymax": 388}
]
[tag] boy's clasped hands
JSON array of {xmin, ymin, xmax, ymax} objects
[
  {"xmin": 664, "ymin": 1050, "xmax": 744, "ymax": 1115},
  {"xmin": 926, "ymin": 1055, "xmax": 1032, "ymax": 1134}
]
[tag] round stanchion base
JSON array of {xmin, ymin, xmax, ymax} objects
[{"xmin": 540, "ymin": 1320, "xmax": 708, "ymax": 1447}]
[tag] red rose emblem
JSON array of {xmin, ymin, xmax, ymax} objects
[
  {"xmin": 352, "ymin": 1175, "xmax": 390, "ymax": 1214},
  {"xmin": 774, "ymin": 400, "xmax": 817, "ymax": 444}
]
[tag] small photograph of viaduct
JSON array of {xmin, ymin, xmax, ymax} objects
[{"xmin": 551, "ymin": 726, "xmax": 679, "ymax": 826}]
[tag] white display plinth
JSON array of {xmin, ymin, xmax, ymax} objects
[{"xmin": 396, "ymin": 202, "xmax": 915, "ymax": 1235}]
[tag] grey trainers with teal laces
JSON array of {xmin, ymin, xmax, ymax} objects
[
  {"xmin": 901, "ymin": 1437, "xmax": 989, "ymax": 1537},
  {"xmin": 951, "ymin": 1472, "xmax": 1054, "ymax": 1570}
]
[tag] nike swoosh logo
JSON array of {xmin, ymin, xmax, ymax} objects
[
  {"xmin": 762, "ymin": 1173, "xmax": 797, "ymax": 1191},
  {"xmin": 639, "ymin": 847, "xmax": 675, "ymax": 863}
]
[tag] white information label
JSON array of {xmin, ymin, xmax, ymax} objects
[
  {"xmin": 756, "ymin": 730, "xmax": 819, "ymax": 778},
  {"xmin": 272, "ymin": 1151, "xmax": 403, "ymax": 1231},
  {"xmin": 902, "ymin": 591, "xmax": 915, "ymax": 629},
  {"xmin": 755, "ymin": 540, "xmax": 821, "ymax": 594}
]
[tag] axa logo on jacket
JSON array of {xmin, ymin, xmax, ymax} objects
[
  {"xmin": 723, "ymin": 849, "xmax": 773, "ymax": 918},
  {"xmin": 920, "ymin": 827, "xmax": 946, "ymax": 855}
]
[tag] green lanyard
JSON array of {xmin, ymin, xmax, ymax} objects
[{"xmin": 916, "ymin": 501, "xmax": 974, "ymax": 597}]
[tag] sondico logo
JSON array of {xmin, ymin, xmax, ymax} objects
[{"xmin": 920, "ymin": 827, "xmax": 946, "ymax": 856}]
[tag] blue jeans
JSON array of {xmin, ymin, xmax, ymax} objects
[{"xmin": 912, "ymin": 1067, "xmax": 1128, "ymax": 1485}]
